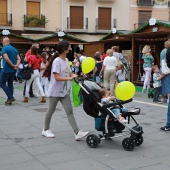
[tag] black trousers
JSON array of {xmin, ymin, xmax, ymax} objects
[
  {"xmin": 153, "ymin": 86, "xmax": 161, "ymax": 102},
  {"xmin": 23, "ymin": 80, "xmax": 34, "ymax": 96}
]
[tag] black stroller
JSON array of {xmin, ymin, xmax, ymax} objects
[{"xmin": 75, "ymin": 77, "xmax": 143, "ymax": 151}]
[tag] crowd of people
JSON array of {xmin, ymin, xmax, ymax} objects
[
  {"xmin": 0, "ymin": 36, "xmax": 170, "ymax": 136},
  {"xmin": 71, "ymin": 46, "xmax": 128, "ymax": 93}
]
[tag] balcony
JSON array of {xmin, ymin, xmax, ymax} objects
[
  {"xmin": 67, "ymin": 17, "xmax": 88, "ymax": 32},
  {"xmin": 137, "ymin": 0, "xmax": 154, "ymax": 6},
  {"xmin": 95, "ymin": 18, "xmax": 117, "ymax": 32},
  {"xmin": 23, "ymin": 14, "xmax": 47, "ymax": 31},
  {"xmin": 0, "ymin": 13, "xmax": 12, "ymax": 29},
  {"xmin": 153, "ymin": 0, "xmax": 169, "ymax": 6}
]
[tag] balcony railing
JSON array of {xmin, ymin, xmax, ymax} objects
[
  {"xmin": 95, "ymin": 18, "xmax": 117, "ymax": 31},
  {"xmin": 67, "ymin": 17, "xmax": 88, "ymax": 30},
  {"xmin": 0, "ymin": 13, "xmax": 12, "ymax": 26},
  {"xmin": 23, "ymin": 14, "xmax": 47, "ymax": 28},
  {"xmin": 137, "ymin": 0, "xmax": 154, "ymax": 6}
]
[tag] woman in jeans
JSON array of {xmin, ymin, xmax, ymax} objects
[
  {"xmin": 160, "ymin": 48, "xmax": 170, "ymax": 131},
  {"xmin": 42, "ymin": 41, "xmax": 89, "ymax": 140},
  {"xmin": 142, "ymin": 45, "xmax": 154, "ymax": 93},
  {"xmin": 100, "ymin": 49, "xmax": 118, "ymax": 95},
  {"xmin": 22, "ymin": 46, "xmax": 46, "ymax": 103}
]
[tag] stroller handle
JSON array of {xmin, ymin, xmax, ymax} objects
[
  {"xmin": 102, "ymin": 98, "xmax": 133, "ymax": 109},
  {"xmin": 74, "ymin": 75, "xmax": 93, "ymax": 84},
  {"xmin": 74, "ymin": 75, "xmax": 84, "ymax": 84}
]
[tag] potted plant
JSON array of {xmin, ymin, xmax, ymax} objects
[{"xmin": 38, "ymin": 15, "xmax": 48, "ymax": 28}]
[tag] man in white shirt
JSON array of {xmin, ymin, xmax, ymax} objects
[{"xmin": 79, "ymin": 54, "xmax": 86, "ymax": 63}]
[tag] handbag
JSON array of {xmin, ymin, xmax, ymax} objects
[
  {"xmin": 22, "ymin": 65, "xmax": 33, "ymax": 80},
  {"xmin": 162, "ymin": 59, "xmax": 170, "ymax": 74}
]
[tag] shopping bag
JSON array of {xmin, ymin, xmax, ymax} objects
[
  {"xmin": 162, "ymin": 59, "xmax": 170, "ymax": 75},
  {"xmin": 72, "ymin": 80, "xmax": 82, "ymax": 107}
]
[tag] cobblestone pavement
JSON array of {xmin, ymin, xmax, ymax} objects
[{"xmin": 0, "ymin": 83, "xmax": 170, "ymax": 170}]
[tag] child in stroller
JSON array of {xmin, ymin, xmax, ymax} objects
[
  {"xmin": 99, "ymin": 88, "xmax": 139, "ymax": 123},
  {"xmin": 75, "ymin": 77, "xmax": 143, "ymax": 151}
]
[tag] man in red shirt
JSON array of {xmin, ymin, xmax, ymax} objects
[{"xmin": 23, "ymin": 43, "xmax": 40, "ymax": 98}]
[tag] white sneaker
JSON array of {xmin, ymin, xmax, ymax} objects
[
  {"xmin": 75, "ymin": 130, "xmax": 89, "ymax": 141},
  {"xmin": 42, "ymin": 129, "xmax": 55, "ymax": 138}
]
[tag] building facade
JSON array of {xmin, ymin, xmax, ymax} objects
[
  {"xmin": 62, "ymin": 0, "xmax": 130, "ymax": 41},
  {"xmin": 0, "ymin": 0, "xmax": 61, "ymax": 39},
  {"xmin": 0, "ymin": 0, "xmax": 170, "ymax": 42},
  {"xmin": 130, "ymin": 0, "xmax": 170, "ymax": 30}
]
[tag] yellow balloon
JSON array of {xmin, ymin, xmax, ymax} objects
[
  {"xmin": 82, "ymin": 57, "xmax": 95, "ymax": 74},
  {"xmin": 69, "ymin": 61, "xmax": 72, "ymax": 66},
  {"xmin": 115, "ymin": 81, "xmax": 136, "ymax": 101}
]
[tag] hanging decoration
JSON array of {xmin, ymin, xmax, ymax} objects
[
  {"xmin": 58, "ymin": 31, "xmax": 65, "ymax": 37},
  {"xmin": 2, "ymin": 29, "xmax": 10, "ymax": 36},
  {"xmin": 112, "ymin": 28, "xmax": 117, "ymax": 34},
  {"xmin": 149, "ymin": 18, "xmax": 156, "ymax": 26}
]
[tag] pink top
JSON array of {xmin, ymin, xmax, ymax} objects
[{"xmin": 27, "ymin": 55, "xmax": 43, "ymax": 69}]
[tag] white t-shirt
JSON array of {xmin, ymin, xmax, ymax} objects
[
  {"xmin": 103, "ymin": 56, "xmax": 118, "ymax": 70},
  {"xmin": 79, "ymin": 55, "xmax": 86, "ymax": 63},
  {"xmin": 48, "ymin": 57, "xmax": 72, "ymax": 97},
  {"xmin": 40, "ymin": 62, "xmax": 46, "ymax": 77},
  {"xmin": 101, "ymin": 98, "xmax": 112, "ymax": 104},
  {"xmin": 116, "ymin": 70, "xmax": 126, "ymax": 81}
]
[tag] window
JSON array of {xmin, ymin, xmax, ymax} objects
[
  {"xmin": 138, "ymin": 11, "xmax": 151, "ymax": 27},
  {"xmin": 27, "ymin": 1, "xmax": 40, "ymax": 17},
  {"xmin": 70, "ymin": 6, "xmax": 84, "ymax": 29},
  {"xmin": 98, "ymin": 7, "xmax": 111, "ymax": 30},
  {"xmin": 0, "ymin": 0, "xmax": 7, "ymax": 25}
]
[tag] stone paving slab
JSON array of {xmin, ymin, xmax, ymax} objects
[
  {"xmin": 1, "ymin": 84, "xmax": 170, "ymax": 170},
  {"xmin": 0, "ymin": 161, "xmax": 48, "ymax": 170}
]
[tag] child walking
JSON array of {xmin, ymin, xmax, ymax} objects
[
  {"xmin": 116, "ymin": 64, "xmax": 126, "ymax": 82},
  {"xmin": 152, "ymin": 65, "xmax": 164, "ymax": 104}
]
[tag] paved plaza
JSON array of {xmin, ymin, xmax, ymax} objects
[{"xmin": 0, "ymin": 83, "xmax": 170, "ymax": 170}]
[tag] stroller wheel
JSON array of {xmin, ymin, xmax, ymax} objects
[
  {"xmin": 86, "ymin": 134, "xmax": 100, "ymax": 148},
  {"xmin": 135, "ymin": 135, "xmax": 143, "ymax": 146},
  {"xmin": 122, "ymin": 138, "xmax": 135, "ymax": 151}
]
